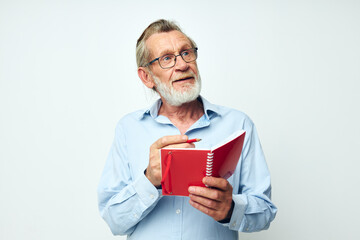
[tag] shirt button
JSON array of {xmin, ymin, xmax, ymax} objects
[
  {"xmin": 176, "ymin": 209, "xmax": 181, "ymax": 214},
  {"xmin": 150, "ymin": 194, "xmax": 154, "ymax": 199},
  {"xmin": 232, "ymin": 221, "xmax": 236, "ymax": 227}
]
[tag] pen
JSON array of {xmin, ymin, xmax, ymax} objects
[{"xmin": 186, "ymin": 138, "xmax": 201, "ymax": 143}]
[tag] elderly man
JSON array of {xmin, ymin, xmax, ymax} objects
[{"xmin": 98, "ymin": 19, "xmax": 277, "ymax": 239}]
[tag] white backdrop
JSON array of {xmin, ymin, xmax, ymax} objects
[{"xmin": 1, "ymin": 1, "xmax": 359, "ymax": 240}]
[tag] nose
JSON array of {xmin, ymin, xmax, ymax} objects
[{"xmin": 174, "ymin": 54, "xmax": 189, "ymax": 71}]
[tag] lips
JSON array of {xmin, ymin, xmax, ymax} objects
[{"xmin": 173, "ymin": 76, "xmax": 194, "ymax": 83}]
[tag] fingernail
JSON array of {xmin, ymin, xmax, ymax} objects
[
  {"xmin": 188, "ymin": 186, "xmax": 194, "ymax": 192},
  {"xmin": 202, "ymin": 177, "xmax": 208, "ymax": 184}
]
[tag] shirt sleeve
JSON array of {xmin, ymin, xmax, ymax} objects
[
  {"xmin": 223, "ymin": 118, "xmax": 277, "ymax": 232},
  {"xmin": 97, "ymin": 122, "xmax": 161, "ymax": 236}
]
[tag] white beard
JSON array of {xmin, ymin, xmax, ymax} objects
[{"xmin": 150, "ymin": 71, "xmax": 202, "ymax": 107}]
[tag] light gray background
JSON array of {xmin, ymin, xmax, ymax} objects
[{"xmin": 1, "ymin": 0, "xmax": 359, "ymax": 239}]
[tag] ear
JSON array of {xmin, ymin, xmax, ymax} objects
[{"xmin": 138, "ymin": 67, "xmax": 155, "ymax": 89}]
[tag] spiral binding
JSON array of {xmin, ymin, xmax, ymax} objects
[{"xmin": 206, "ymin": 152, "xmax": 214, "ymax": 177}]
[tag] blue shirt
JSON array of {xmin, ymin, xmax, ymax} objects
[{"xmin": 97, "ymin": 96, "xmax": 277, "ymax": 239}]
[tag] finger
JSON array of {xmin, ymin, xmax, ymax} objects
[
  {"xmin": 189, "ymin": 199, "xmax": 223, "ymax": 221},
  {"xmin": 164, "ymin": 143, "xmax": 195, "ymax": 149},
  {"xmin": 189, "ymin": 193, "xmax": 220, "ymax": 210},
  {"xmin": 188, "ymin": 186, "xmax": 224, "ymax": 201},
  {"xmin": 152, "ymin": 135, "xmax": 188, "ymax": 149},
  {"xmin": 202, "ymin": 177, "xmax": 231, "ymax": 191}
]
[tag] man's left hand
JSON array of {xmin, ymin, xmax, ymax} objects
[{"xmin": 188, "ymin": 177, "xmax": 233, "ymax": 222}]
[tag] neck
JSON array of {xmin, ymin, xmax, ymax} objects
[{"xmin": 158, "ymin": 98, "xmax": 204, "ymax": 134}]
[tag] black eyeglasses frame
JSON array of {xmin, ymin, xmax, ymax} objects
[{"xmin": 144, "ymin": 47, "xmax": 198, "ymax": 69}]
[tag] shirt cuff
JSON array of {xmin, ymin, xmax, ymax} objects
[
  {"xmin": 133, "ymin": 172, "xmax": 161, "ymax": 208},
  {"xmin": 221, "ymin": 194, "xmax": 247, "ymax": 230}
]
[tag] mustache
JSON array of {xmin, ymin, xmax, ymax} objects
[{"xmin": 171, "ymin": 72, "xmax": 197, "ymax": 82}]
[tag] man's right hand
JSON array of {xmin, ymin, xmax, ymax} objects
[{"xmin": 145, "ymin": 135, "xmax": 195, "ymax": 187}]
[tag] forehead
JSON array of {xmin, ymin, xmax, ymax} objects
[{"xmin": 146, "ymin": 30, "xmax": 192, "ymax": 57}]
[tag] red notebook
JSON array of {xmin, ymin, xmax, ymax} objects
[{"xmin": 160, "ymin": 130, "xmax": 246, "ymax": 196}]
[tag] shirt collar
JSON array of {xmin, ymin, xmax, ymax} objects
[{"xmin": 138, "ymin": 95, "xmax": 222, "ymax": 120}]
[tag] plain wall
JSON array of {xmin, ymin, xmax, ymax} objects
[{"xmin": 1, "ymin": 0, "xmax": 359, "ymax": 239}]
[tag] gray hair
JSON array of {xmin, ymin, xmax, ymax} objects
[{"xmin": 136, "ymin": 19, "xmax": 197, "ymax": 68}]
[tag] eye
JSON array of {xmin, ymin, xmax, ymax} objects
[
  {"xmin": 161, "ymin": 55, "xmax": 173, "ymax": 62},
  {"xmin": 182, "ymin": 50, "xmax": 190, "ymax": 56}
]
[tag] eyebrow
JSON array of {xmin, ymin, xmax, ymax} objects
[{"xmin": 157, "ymin": 45, "xmax": 192, "ymax": 57}]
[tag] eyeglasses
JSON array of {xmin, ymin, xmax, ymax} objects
[{"xmin": 145, "ymin": 47, "xmax": 198, "ymax": 69}]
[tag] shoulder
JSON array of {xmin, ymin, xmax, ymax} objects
[
  {"xmin": 202, "ymin": 96, "xmax": 253, "ymax": 125},
  {"xmin": 211, "ymin": 102, "xmax": 255, "ymax": 127},
  {"xmin": 114, "ymin": 108, "xmax": 147, "ymax": 131}
]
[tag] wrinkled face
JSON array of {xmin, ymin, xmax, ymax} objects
[{"xmin": 145, "ymin": 31, "xmax": 201, "ymax": 105}]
